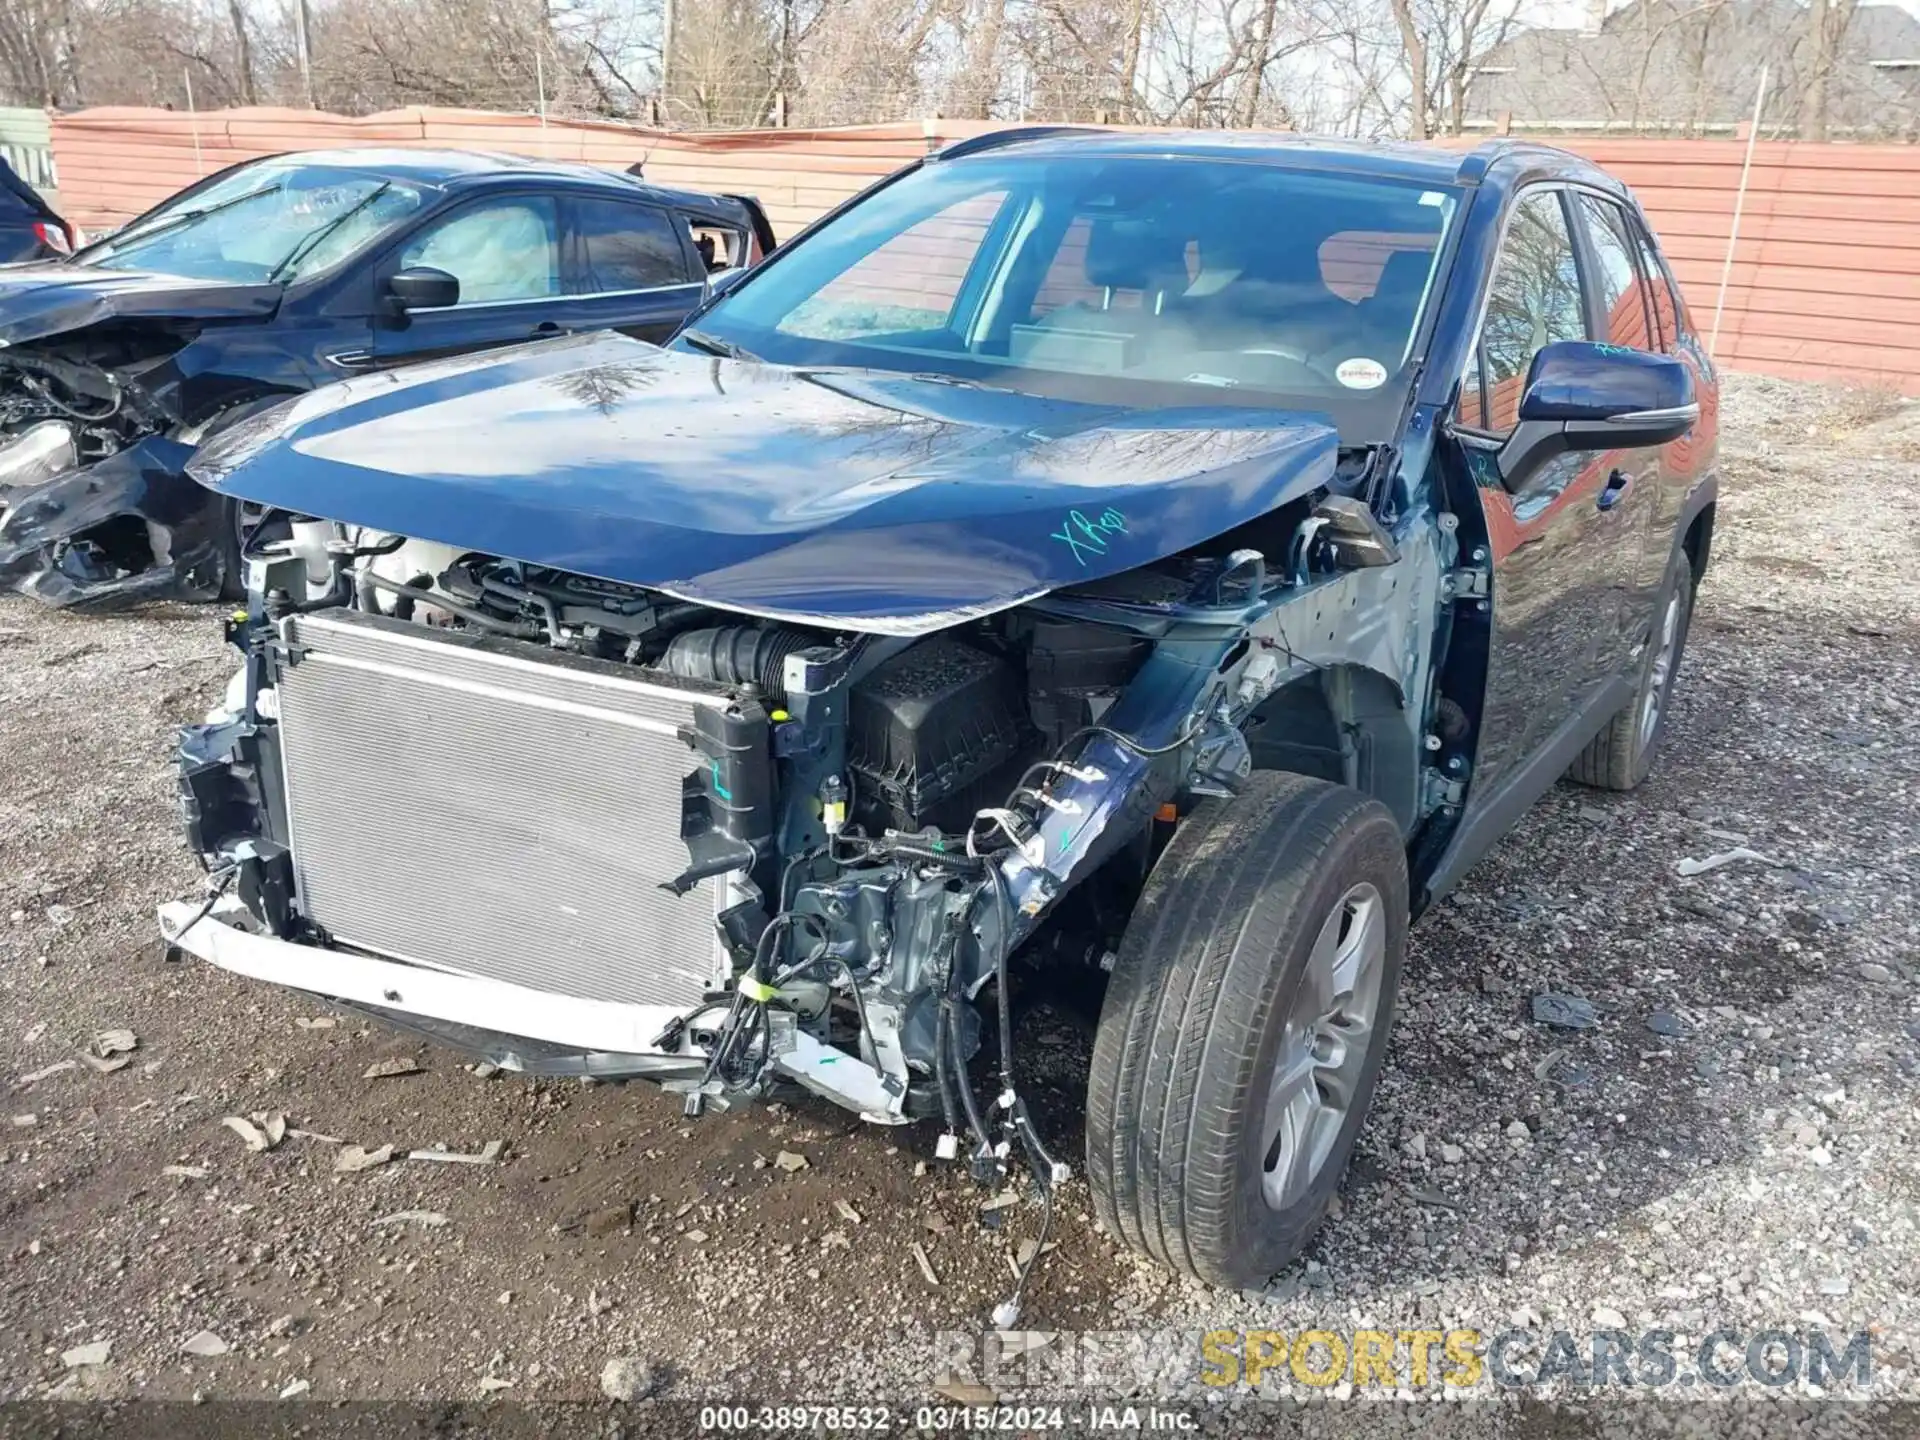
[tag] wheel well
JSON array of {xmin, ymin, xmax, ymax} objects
[
  {"xmin": 1245, "ymin": 666, "xmax": 1420, "ymax": 831},
  {"xmin": 1682, "ymin": 502, "xmax": 1715, "ymax": 588}
]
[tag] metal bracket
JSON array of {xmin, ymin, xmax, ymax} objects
[
  {"xmin": 265, "ymin": 636, "xmax": 309, "ymax": 669},
  {"xmin": 1421, "ymin": 767, "xmax": 1467, "ymax": 811},
  {"xmin": 1441, "ymin": 566, "xmax": 1490, "ymax": 602}
]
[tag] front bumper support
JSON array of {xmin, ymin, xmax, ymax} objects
[{"xmin": 158, "ymin": 899, "xmax": 908, "ymax": 1123}]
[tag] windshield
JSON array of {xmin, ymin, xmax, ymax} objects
[
  {"xmin": 77, "ymin": 160, "xmax": 429, "ymax": 283},
  {"xmin": 692, "ymin": 153, "xmax": 1460, "ymax": 417}
]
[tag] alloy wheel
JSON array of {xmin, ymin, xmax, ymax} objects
[
  {"xmin": 1260, "ymin": 880, "xmax": 1387, "ymax": 1211},
  {"xmin": 1639, "ymin": 591, "xmax": 1682, "ymax": 749}
]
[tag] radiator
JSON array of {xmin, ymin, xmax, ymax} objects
[{"xmin": 273, "ymin": 610, "xmax": 730, "ymax": 1009}]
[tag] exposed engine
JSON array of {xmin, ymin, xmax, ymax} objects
[
  {"xmin": 0, "ymin": 331, "xmax": 181, "ymax": 465},
  {"xmin": 0, "ymin": 329, "xmax": 211, "ymax": 602}
]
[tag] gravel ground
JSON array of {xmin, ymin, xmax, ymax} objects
[{"xmin": 0, "ymin": 372, "xmax": 1916, "ymax": 1434}]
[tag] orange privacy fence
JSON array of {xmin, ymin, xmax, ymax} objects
[
  {"xmin": 1549, "ymin": 137, "xmax": 1920, "ymax": 394},
  {"xmin": 49, "ymin": 107, "xmax": 957, "ymax": 246},
  {"xmin": 47, "ymin": 106, "xmax": 1920, "ymax": 394}
]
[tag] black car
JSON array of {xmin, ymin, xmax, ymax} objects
[
  {"xmin": 0, "ymin": 148, "xmax": 773, "ymax": 606},
  {"xmin": 170, "ymin": 130, "xmax": 1717, "ymax": 1303},
  {"xmin": 0, "ymin": 156, "xmax": 74, "ymax": 263}
]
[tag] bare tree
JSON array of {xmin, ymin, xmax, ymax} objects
[
  {"xmin": 227, "ymin": 0, "xmax": 256, "ymax": 105},
  {"xmin": 1799, "ymin": 0, "xmax": 1859, "ymax": 141},
  {"xmin": 1386, "ymin": 0, "xmax": 1522, "ymax": 137},
  {"xmin": 1386, "ymin": 0, "xmax": 1428, "ymax": 136}
]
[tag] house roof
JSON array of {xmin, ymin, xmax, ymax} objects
[{"xmin": 1468, "ymin": 0, "xmax": 1920, "ymax": 136}]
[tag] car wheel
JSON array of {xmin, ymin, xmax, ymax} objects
[
  {"xmin": 1567, "ymin": 547, "xmax": 1695, "ymax": 792},
  {"xmin": 1085, "ymin": 771, "xmax": 1407, "ymax": 1289}
]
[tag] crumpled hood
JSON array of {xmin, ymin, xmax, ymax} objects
[
  {"xmin": 190, "ymin": 331, "xmax": 1340, "ymax": 634},
  {"xmin": 0, "ymin": 261, "xmax": 280, "ymax": 345}
]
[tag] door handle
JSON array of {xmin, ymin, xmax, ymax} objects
[{"xmin": 1597, "ymin": 469, "xmax": 1634, "ymax": 511}]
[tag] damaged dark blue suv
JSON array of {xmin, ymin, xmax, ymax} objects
[{"xmin": 164, "ymin": 131, "xmax": 1717, "ymax": 1294}]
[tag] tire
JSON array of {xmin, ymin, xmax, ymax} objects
[
  {"xmin": 1567, "ymin": 547, "xmax": 1695, "ymax": 791},
  {"xmin": 1085, "ymin": 772, "xmax": 1408, "ymax": 1289}
]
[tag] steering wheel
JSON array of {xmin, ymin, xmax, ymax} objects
[
  {"xmin": 1238, "ymin": 343, "xmax": 1313, "ymax": 365},
  {"xmin": 1224, "ymin": 345, "xmax": 1333, "ymax": 387}
]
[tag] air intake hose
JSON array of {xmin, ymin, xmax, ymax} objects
[{"xmin": 659, "ymin": 626, "xmax": 815, "ymax": 699}]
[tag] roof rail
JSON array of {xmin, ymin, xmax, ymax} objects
[
  {"xmin": 1457, "ymin": 134, "xmax": 1611, "ymax": 189},
  {"xmin": 1453, "ymin": 139, "xmax": 1514, "ymax": 186},
  {"xmin": 933, "ymin": 125, "xmax": 1110, "ymax": 161}
]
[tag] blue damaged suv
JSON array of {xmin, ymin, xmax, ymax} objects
[
  {"xmin": 168, "ymin": 131, "xmax": 1716, "ymax": 1292},
  {"xmin": 0, "ymin": 148, "xmax": 772, "ymax": 606}
]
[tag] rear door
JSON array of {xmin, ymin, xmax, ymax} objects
[
  {"xmin": 1452, "ymin": 185, "xmax": 1623, "ymax": 802},
  {"xmin": 1623, "ymin": 208, "xmax": 1716, "ymax": 621},
  {"xmin": 560, "ymin": 196, "xmax": 707, "ymax": 343},
  {"xmin": 1566, "ymin": 190, "xmax": 1669, "ymax": 677}
]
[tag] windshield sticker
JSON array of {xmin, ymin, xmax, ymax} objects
[
  {"xmin": 1336, "ymin": 357, "xmax": 1388, "ymax": 390},
  {"xmin": 1051, "ymin": 507, "xmax": 1129, "ymax": 566}
]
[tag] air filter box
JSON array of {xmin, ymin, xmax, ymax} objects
[{"xmin": 847, "ymin": 637, "xmax": 1032, "ymax": 834}]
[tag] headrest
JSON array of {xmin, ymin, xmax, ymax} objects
[
  {"xmin": 1369, "ymin": 245, "xmax": 1434, "ymax": 307},
  {"xmin": 1083, "ymin": 217, "xmax": 1190, "ymax": 293}
]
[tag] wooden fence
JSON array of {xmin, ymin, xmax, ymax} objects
[{"xmin": 45, "ymin": 105, "xmax": 1920, "ymax": 394}]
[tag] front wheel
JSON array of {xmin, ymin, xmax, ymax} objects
[{"xmin": 1085, "ymin": 772, "xmax": 1408, "ymax": 1289}]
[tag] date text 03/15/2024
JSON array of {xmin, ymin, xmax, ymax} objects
[{"xmin": 696, "ymin": 1404, "xmax": 1197, "ymax": 1431}]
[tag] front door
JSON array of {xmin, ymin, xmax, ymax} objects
[
  {"xmin": 1451, "ymin": 186, "xmax": 1636, "ymax": 805},
  {"xmin": 371, "ymin": 192, "xmax": 578, "ymax": 367}
]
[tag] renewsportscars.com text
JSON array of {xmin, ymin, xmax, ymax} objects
[
  {"xmin": 1200, "ymin": 1326, "xmax": 1872, "ymax": 1390},
  {"xmin": 933, "ymin": 1327, "xmax": 1876, "ymax": 1394}
]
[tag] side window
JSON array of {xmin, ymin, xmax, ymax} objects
[
  {"xmin": 400, "ymin": 196, "xmax": 561, "ymax": 305},
  {"xmin": 1468, "ymin": 189, "xmax": 1589, "ymax": 436},
  {"xmin": 572, "ymin": 200, "xmax": 695, "ymax": 293},
  {"xmin": 1577, "ymin": 194, "xmax": 1654, "ymax": 351},
  {"xmin": 1626, "ymin": 213, "xmax": 1681, "ymax": 350}
]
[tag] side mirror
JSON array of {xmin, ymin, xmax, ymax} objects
[
  {"xmin": 388, "ymin": 265, "xmax": 460, "ymax": 311},
  {"xmin": 1497, "ymin": 340, "xmax": 1697, "ymax": 488}
]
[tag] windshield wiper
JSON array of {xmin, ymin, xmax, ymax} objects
[
  {"xmin": 269, "ymin": 181, "xmax": 391, "ymax": 283},
  {"xmin": 87, "ymin": 181, "xmax": 286, "ymax": 259},
  {"xmin": 680, "ymin": 329, "xmax": 759, "ymax": 362}
]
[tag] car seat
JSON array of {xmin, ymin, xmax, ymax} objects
[{"xmin": 1013, "ymin": 216, "xmax": 1193, "ymax": 370}]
